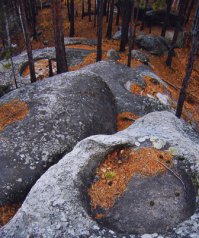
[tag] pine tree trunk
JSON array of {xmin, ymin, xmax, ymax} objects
[
  {"xmin": 140, "ymin": 0, "xmax": 148, "ymax": 31},
  {"xmin": 161, "ymin": 0, "xmax": 173, "ymax": 37},
  {"xmin": 176, "ymin": 2, "xmax": 199, "ymax": 118},
  {"xmin": 51, "ymin": 0, "xmax": 68, "ymax": 74},
  {"xmin": 88, "ymin": 0, "xmax": 92, "ymax": 22},
  {"xmin": 96, "ymin": 0, "xmax": 103, "ymax": 62},
  {"xmin": 69, "ymin": 0, "xmax": 75, "ymax": 37},
  {"xmin": 18, "ymin": 0, "xmax": 36, "ymax": 83},
  {"xmin": 166, "ymin": 0, "xmax": 186, "ymax": 66},
  {"xmin": 127, "ymin": 1, "xmax": 135, "ymax": 67},
  {"xmin": 82, "ymin": 0, "xmax": 85, "ymax": 19},
  {"xmin": 106, "ymin": 0, "xmax": 114, "ymax": 39},
  {"xmin": 119, "ymin": 0, "xmax": 131, "ymax": 52}
]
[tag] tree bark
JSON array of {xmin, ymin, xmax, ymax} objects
[
  {"xmin": 88, "ymin": 0, "xmax": 92, "ymax": 22},
  {"xmin": 96, "ymin": 0, "xmax": 103, "ymax": 62},
  {"xmin": 166, "ymin": 0, "xmax": 186, "ymax": 66},
  {"xmin": 127, "ymin": 1, "xmax": 135, "ymax": 67},
  {"xmin": 161, "ymin": 0, "xmax": 173, "ymax": 37},
  {"xmin": 119, "ymin": 0, "xmax": 131, "ymax": 52},
  {"xmin": 176, "ymin": 2, "xmax": 199, "ymax": 118},
  {"xmin": 51, "ymin": 0, "xmax": 68, "ymax": 74},
  {"xmin": 69, "ymin": 0, "xmax": 75, "ymax": 37},
  {"xmin": 18, "ymin": 0, "xmax": 36, "ymax": 83},
  {"xmin": 106, "ymin": 0, "xmax": 114, "ymax": 39}
]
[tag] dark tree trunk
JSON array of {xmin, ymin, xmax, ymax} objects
[
  {"xmin": 48, "ymin": 59, "xmax": 53, "ymax": 77},
  {"xmin": 127, "ymin": 1, "xmax": 135, "ymax": 67},
  {"xmin": 119, "ymin": 0, "xmax": 131, "ymax": 52},
  {"xmin": 82, "ymin": 0, "xmax": 85, "ymax": 19},
  {"xmin": 96, "ymin": 0, "xmax": 103, "ymax": 62},
  {"xmin": 88, "ymin": 0, "xmax": 92, "ymax": 22},
  {"xmin": 18, "ymin": 0, "xmax": 36, "ymax": 83},
  {"xmin": 30, "ymin": 0, "xmax": 38, "ymax": 40},
  {"xmin": 69, "ymin": 0, "xmax": 75, "ymax": 37},
  {"xmin": 185, "ymin": 0, "xmax": 195, "ymax": 24},
  {"xmin": 106, "ymin": 0, "xmax": 110, "ymax": 22},
  {"xmin": 67, "ymin": 0, "xmax": 71, "ymax": 21},
  {"xmin": 116, "ymin": 4, "xmax": 120, "ymax": 26},
  {"xmin": 106, "ymin": 0, "xmax": 114, "ymax": 39},
  {"xmin": 51, "ymin": 0, "xmax": 68, "ymax": 74},
  {"xmin": 140, "ymin": 0, "xmax": 149, "ymax": 31},
  {"xmin": 103, "ymin": 0, "xmax": 108, "ymax": 16},
  {"xmin": 161, "ymin": 0, "xmax": 173, "ymax": 37},
  {"xmin": 166, "ymin": 0, "xmax": 186, "ymax": 66},
  {"xmin": 94, "ymin": 0, "xmax": 97, "ymax": 27},
  {"xmin": 176, "ymin": 2, "xmax": 199, "ymax": 118}
]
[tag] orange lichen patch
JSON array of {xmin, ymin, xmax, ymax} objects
[
  {"xmin": 22, "ymin": 59, "xmax": 57, "ymax": 80},
  {"xmin": 0, "ymin": 203, "xmax": 21, "ymax": 227},
  {"xmin": 0, "ymin": 99, "xmax": 29, "ymax": 132},
  {"xmin": 117, "ymin": 112, "xmax": 140, "ymax": 131},
  {"xmin": 88, "ymin": 147, "xmax": 173, "ymax": 212}
]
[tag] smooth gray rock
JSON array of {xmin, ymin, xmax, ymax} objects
[
  {"xmin": 0, "ymin": 71, "xmax": 116, "ymax": 206},
  {"xmin": 1, "ymin": 111, "xmax": 199, "ymax": 238},
  {"xmin": 135, "ymin": 34, "xmax": 169, "ymax": 56},
  {"xmin": 81, "ymin": 60, "xmax": 168, "ymax": 115}
]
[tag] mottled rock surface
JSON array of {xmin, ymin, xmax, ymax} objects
[
  {"xmin": 131, "ymin": 50, "xmax": 149, "ymax": 64},
  {"xmin": 0, "ymin": 47, "xmax": 94, "ymax": 91},
  {"xmin": 0, "ymin": 71, "xmax": 116, "ymax": 206},
  {"xmin": 135, "ymin": 34, "xmax": 169, "ymax": 56},
  {"xmin": 81, "ymin": 60, "xmax": 168, "ymax": 115},
  {"xmin": 1, "ymin": 111, "xmax": 198, "ymax": 238}
]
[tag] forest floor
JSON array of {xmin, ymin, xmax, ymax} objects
[
  {"xmin": 21, "ymin": 1, "xmax": 198, "ymax": 131},
  {"xmin": 1, "ymin": 1, "xmax": 199, "ymax": 227}
]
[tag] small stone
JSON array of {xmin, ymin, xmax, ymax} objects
[
  {"xmin": 135, "ymin": 141, "xmax": 141, "ymax": 147},
  {"xmin": 107, "ymin": 49, "xmax": 121, "ymax": 61},
  {"xmin": 141, "ymin": 234, "xmax": 153, "ymax": 238}
]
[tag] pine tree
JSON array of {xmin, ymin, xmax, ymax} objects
[
  {"xmin": 176, "ymin": 1, "xmax": 199, "ymax": 118},
  {"xmin": 18, "ymin": 0, "xmax": 36, "ymax": 83},
  {"xmin": 96, "ymin": 0, "xmax": 103, "ymax": 62},
  {"xmin": 50, "ymin": 0, "xmax": 68, "ymax": 74}
]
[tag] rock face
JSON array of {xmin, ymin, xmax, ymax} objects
[
  {"xmin": 81, "ymin": 60, "xmax": 167, "ymax": 115},
  {"xmin": 0, "ymin": 48, "xmax": 94, "ymax": 91},
  {"xmin": 0, "ymin": 71, "xmax": 117, "ymax": 206},
  {"xmin": 1, "ymin": 111, "xmax": 199, "ymax": 238},
  {"xmin": 131, "ymin": 50, "xmax": 149, "ymax": 64},
  {"xmin": 135, "ymin": 34, "xmax": 168, "ymax": 56},
  {"xmin": 101, "ymin": 167, "xmax": 196, "ymax": 234}
]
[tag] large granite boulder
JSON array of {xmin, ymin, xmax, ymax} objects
[
  {"xmin": 135, "ymin": 34, "xmax": 169, "ymax": 56},
  {"xmin": 0, "ymin": 48, "xmax": 94, "ymax": 91},
  {"xmin": 1, "ymin": 111, "xmax": 199, "ymax": 238},
  {"xmin": 0, "ymin": 71, "xmax": 117, "ymax": 206},
  {"xmin": 81, "ymin": 60, "xmax": 168, "ymax": 115}
]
